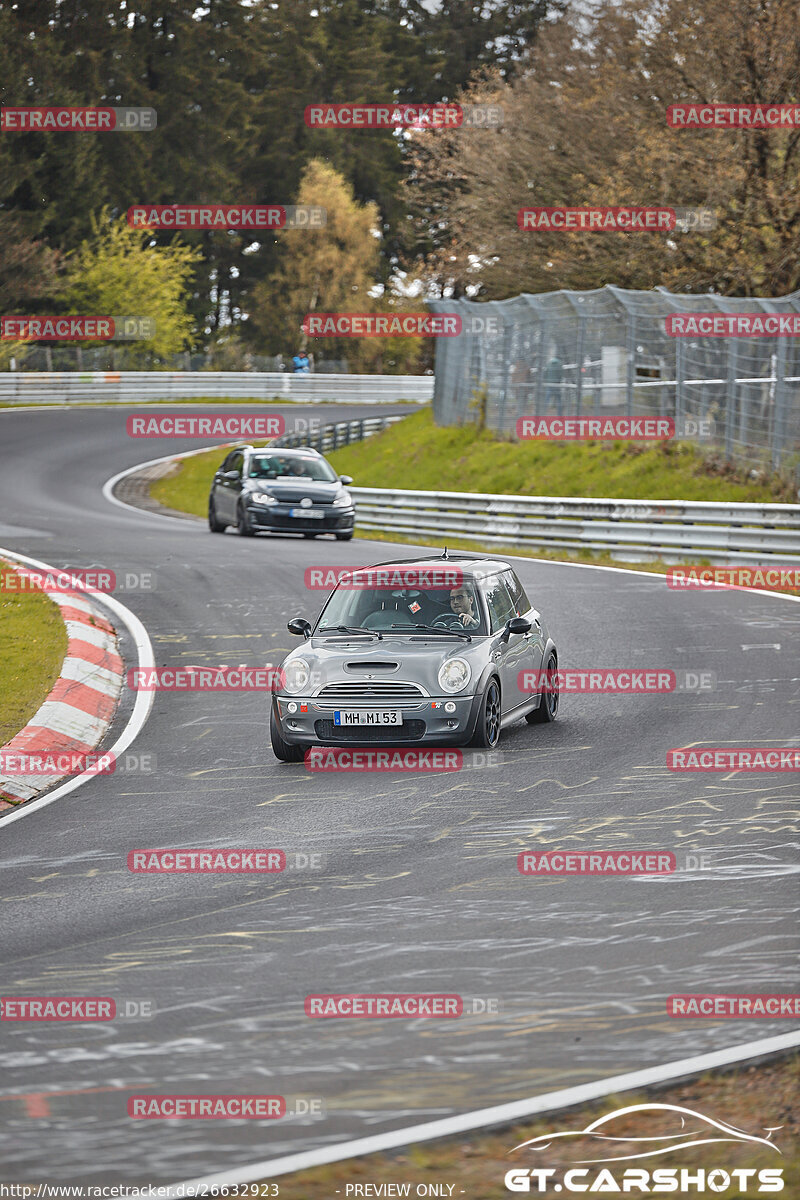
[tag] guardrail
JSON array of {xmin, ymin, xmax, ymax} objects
[
  {"xmin": 273, "ymin": 415, "xmax": 404, "ymax": 453},
  {"xmin": 0, "ymin": 371, "xmax": 434, "ymax": 406},
  {"xmin": 348, "ymin": 488, "xmax": 800, "ymax": 564}
]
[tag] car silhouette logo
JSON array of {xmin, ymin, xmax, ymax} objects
[{"xmin": 509, "ymin": 1103, "xmax": 783, "ymax": 1164}]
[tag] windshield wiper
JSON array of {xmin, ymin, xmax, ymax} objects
[
  {"xmin": 387, "ymin": 623, "xmax": 472, "ymax": 642},
  {"xmin": 316, "ymin": 625, "xmax": 383, "ymax": 640}
]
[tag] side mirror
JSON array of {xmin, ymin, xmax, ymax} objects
[
  {"xmin": 501, "ymin": 615, "xmax": 531, "ymax": 642},
  {"xmin": 222, "ymin": 470, "xmax": 240, "ymax": 482},
  {"xmin": 288, "ymin": 617, "xmax": 312, "ymax": 639},
  {"xmin": 339, "ymin": 474, "xmax": 353, "ymax": 485}
]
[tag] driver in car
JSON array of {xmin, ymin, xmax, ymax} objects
[{"xmin": 437, "ymin": 585, "xmax": 479, "ymax": 628}]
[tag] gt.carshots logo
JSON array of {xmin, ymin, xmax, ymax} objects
[{"xmin": 504, "ymin": 1103, "xmax": 785, "ymax": 1193}]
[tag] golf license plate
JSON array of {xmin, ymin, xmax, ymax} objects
[
  {"xmin": 334, "ymin": 710, "xmax": 403, "ymax": 726},
  {"xmin": 290, "ymin": 508, "xmax": 324, "ymax": 518}
]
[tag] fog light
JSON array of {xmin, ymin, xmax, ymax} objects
[
  {"xmin": 444, "ymin": 702, "xmax": 456, "ymax": 713},
  {"xmin": 287, "ymin": 702, "xmax": 298, "ymax": 714},
  {"xmin": 447, "ymin": 719, "xmax": 458, "ymax": 727}
]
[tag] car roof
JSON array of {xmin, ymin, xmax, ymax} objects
[
  {"xmin": 232, "ymin": 444, "xmax": 322, "ymax": 457},
  {"xmin": 369, "ymin": 553, "xmax": 514, "ymax": 578}
]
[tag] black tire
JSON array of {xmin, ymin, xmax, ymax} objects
[
  {"xmin": 208, "ymin": 498, "xmax": 226, "ymax": 533},
  {"xmin": 236, "ymin": 502, "xmax": 255, "ymax": 537},
  {"xmin": 335, "ymin": 531, "xmax": 354, "ymax": 541},
  {"xmin": 469, "ymin": 678, "xmax": 501, "ymax": 748},
  {"xmin": 527, "ymin": 652, "xmax": 558, "ymax": 723},
  {"xmin": 270, "ymin": 707, "xmax": 308, "ymax": 762}
]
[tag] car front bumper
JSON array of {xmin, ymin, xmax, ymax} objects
[
  {"xmin": 272, "ymin": 693, "xmax": 483, "ymax": 747},
  {"xmin": 246, "ymin": 503, "xmax": 354, "ymax": 534}
]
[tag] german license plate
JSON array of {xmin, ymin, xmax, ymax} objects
[
  {"xmin": 334, "ymin": 710, "xmax": 403, "ymax": 726},
  {"xmin": 290, "ymin": 508, "xmax": 324, "ymax": 518}
]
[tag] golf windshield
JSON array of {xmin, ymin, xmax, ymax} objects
[
  {"xmin": 248, "ymin": 454, "xmax": 338, "ymax": 482},
  {"xmin": 316, "ymin": 579, "xmax": 487, "ymax": 635}
]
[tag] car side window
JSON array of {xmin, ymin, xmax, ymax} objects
[
  {"xmin": 220, "ymin": 451, "xmax": 238, "ymax": 472},
  {"xmin": 483, "ymin": 575, "xmax": 516, "ymax": 632},
  {"xmin": 229, "ymin": 451, "xmax": 244, "ymax": 478},
  {"xmin": 503, "ymin": 570, "xmax": 531, "ymax": 616}
]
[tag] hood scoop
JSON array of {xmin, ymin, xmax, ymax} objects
[{"xmin": 345, "ymin": 661, "xmax": 400, "ymax": 672}]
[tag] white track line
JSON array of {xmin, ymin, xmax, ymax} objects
[
  {"xmin": 0, "ymin": 547, "xmax": 155, "ymax": 828},
  {"xmin": 102, "ymin": 444, "xmax": 237, "ymax": 523},
  {"xmin": 170, "ymin": 1030, "xmax": 800, "ymax": 1191}
]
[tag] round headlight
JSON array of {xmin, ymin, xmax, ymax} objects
[
  {"xmin": 283, "ymin": 658, "xmax": 310, "ymax": 694},
  {"xmin": 438, "ymin": 657, "xmax": 471, "ymax": 694}
]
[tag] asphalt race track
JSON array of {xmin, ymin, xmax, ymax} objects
[{"xmin": 0, "ymin": 404, "xmax": 798, "ymax": 1185}]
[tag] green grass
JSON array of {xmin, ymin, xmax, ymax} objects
[
  {"xmin": 0, "ymin": 561, "xmax": 68, "ymax": 746},
  {"xmin": 325, "ymin": 408, "xmax": 795, "ymax": 502}
]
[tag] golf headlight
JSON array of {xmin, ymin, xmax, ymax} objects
[
  {"xmin": 438, "ymin": 657, "xmax": 471, "ymax": 694},
  {"xmin": 250, "ymin": 492, "xmax": 278, "ymax": 505},
  {"xmin": 332, "ymin": 491, "xmax": 352, "ymax": 507},
  {"xmin": 283, "ymin": 658, "xmax": 310, "ymax": 694}
]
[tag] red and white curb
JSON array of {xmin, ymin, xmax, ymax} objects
[
  {"xmin": 0, "ymin": 549, "xmax": 154, "ymax": 821},
  {"xmin": 0, "ymin": 563, "xmax": 123, "ymax": 808}
]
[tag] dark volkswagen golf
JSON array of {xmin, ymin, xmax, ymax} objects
[{"xmin": 207, "ymin": 444, "xmax": 355, "ymax": 539}]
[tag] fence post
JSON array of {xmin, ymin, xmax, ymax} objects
[
  {"xmin": 771, "ymin": 337, "xmax": 788, "ymax": 471},
  {"xmin": 575, "ymin": 314, "xmax": 585, "ymax": 417},
  {"xmin": 626, "ymin": 314, "xmax": 635, "ymax": 417},
  {"xmin": 725, "ymin": 339, "xmax": 738, "ymax": 461},
  {"xmin": 675, "ymin": 338, "xmax": 684, "ymax": 433}
]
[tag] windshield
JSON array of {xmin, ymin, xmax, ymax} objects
[
  {"xmin": 315, "ymin": 580, "xmax": 487, "ymax": 635},
  {"xmin": 248, "ymin": 453, "xmax": 338, "ymax": 482}
]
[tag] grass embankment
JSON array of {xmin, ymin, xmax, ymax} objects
[
  {"xmin": 326, "ymin": 408, "xmax": 794, "ymax": 502},
  {"xmin": 0, "ymin": 561, "xmax": 68, "ymax": 745},
  {"xmin": 266, "ymin": 1054, "xmax": 799, "ymax": 1199}
]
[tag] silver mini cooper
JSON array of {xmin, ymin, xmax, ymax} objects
[{"xmin": 270, "ymin": 554, "xmax": 558, "ymax": 761}]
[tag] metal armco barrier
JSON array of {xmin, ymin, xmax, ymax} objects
[
  {"xmin": 348, "ymin": 488, "xmax": 800, "ymax": 564},
  {"xmin": 0, "ymin": 371, "xmax": 434, "ymax": 406},
  {"xmin": 274, "ymin": 415, "xmax": 404, "ymax": 453}
]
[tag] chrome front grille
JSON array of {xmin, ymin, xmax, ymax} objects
[{"xmin": 315, "ymin": 681, "xmax": 426, "ymax": 709}]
